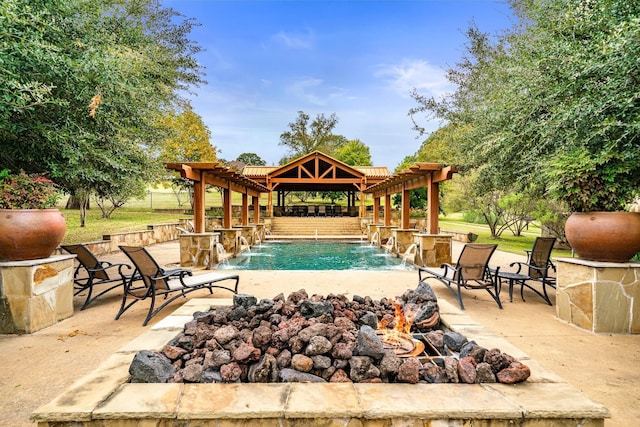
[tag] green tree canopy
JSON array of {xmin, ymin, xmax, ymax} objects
[
  {"xmin": 236, "ymin": 153, "xmax": 266, "ymax": 166},
  {"xmin": 0, "ymin": 0, "xmax": 204, "ymax": 224},
  {"xmin": 158, "ymin": 102, "xmax": 216, "ymax": 162},
  {"xmin": 279, "ymin": 110, "xmax": 343, "ymax": 162},
  {"xmin": 410, "ymin": 0, "xmax": 640, "ymax": 212},
  {"xmin": 333, "ymin": 139, "xmax": 372, "ymax": 166}
]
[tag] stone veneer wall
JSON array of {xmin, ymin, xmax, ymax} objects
[
  {"xmin": 414, "ymin": 234, "xmax": 452, "ymax": 267},
  {"xmin": 556, "ymin": 258, "xmax": 640, "ymax": 334},
  {"xmin": 0, "ymin": 255, "xmax": 75, "ymax": 334},
  {"xmin": 179, "ymin": 233, "xmax": 220, "ymax": 269}
]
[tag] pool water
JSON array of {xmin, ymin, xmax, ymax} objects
[{"xmin": 216, "ymin": 241, "xmax": 414, "ymax": 271}]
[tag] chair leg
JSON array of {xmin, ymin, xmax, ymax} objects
[{"xmin": 80, "ymin": 276, "xmax": 95, "ymax": 310}]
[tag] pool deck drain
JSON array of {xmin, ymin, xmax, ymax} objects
[{"xmin": 32, "ymin": 297, "xmax": 609, "ymax": 426}]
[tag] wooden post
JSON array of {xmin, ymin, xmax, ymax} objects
[
  {"xmin": 373, "ymin": 197, "xmax": 380, "ymax": 224},
  {"xmin": 401, "ymin": 184, "xmax": 410, "ymax": 229},
  {"xmin": 427, "ymin": 176, "xmax": 439, "ymax": 234},
  {"xmin": 384, "ymin": 194, "xmax": 391, "ymax": 226},
  {"xmin": 223, "ymin": 188, "xmax": 232, "ymax": 229},
  {"xmin": 241, "ymin": 193, "xmax": 249, "ymax": 226},
  {"xmin": 253, "ymin": 195, "xmax": 260, "ymax": 223},
  {"xmin": 193, "ymin": 172, "xmax": 206, "ymax": 233}
]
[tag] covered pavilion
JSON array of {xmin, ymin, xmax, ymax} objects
[{"xmin": 164, "ymin": 151, "xmax": 457, "ymax": 234}]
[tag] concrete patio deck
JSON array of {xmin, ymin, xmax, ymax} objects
[{"xmin": 1, "ymin": 241, "xmax": 638, "ymax": 425}]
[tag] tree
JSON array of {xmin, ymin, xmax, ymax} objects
[
  {"xmin": 279, "ymin": 111, "xmax": 343, "ymax": 160},
  {"xmin": 333, "ymin": 139, "xmax": 372, "ymax": 166},
  {"xmin": 0, "ymin": 0, "xmax": 205, "ymax": 225},
  {"xmin": 410, "ymin": 0, "xmax": 640, "ymax": 212},
  {"xmin": 236, "ymin": 153, "xmax": 266, "ymax": 166},
  {"xmin": 158, "ymin": 102, "xmax": 217, "ymax": 163}
]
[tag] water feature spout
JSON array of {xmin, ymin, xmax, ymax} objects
[
  {"xmin": 238, "ymin": 236, "xmax": 251, "ymax": 253},
  {"xmin": 216, "ymin": 243, "xmax": 229, "ymax": 265},
  {"xmin": 401, "ymin": 243, "xmax": 418, "ymax": 266},
  {"xmin": 384, "ymin": 236, "xmax": 395, "ymax": 253},
  {"xmin": 253, "ymin": 231, "xmax": 262, "ymax": 246},
  {"xmin": 370, "ymin": 231, "xmax": 380, "ymax": 247}
]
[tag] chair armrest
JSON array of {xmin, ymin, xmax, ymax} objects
[{"xmin": 87, "ymin": 262, "xmax": 133, "ymax": 276}]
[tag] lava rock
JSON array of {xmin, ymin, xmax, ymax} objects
[
  {"xmin": 356, "ymin": 325, "xmax": 385, "ymax": 360},
  {"xmin": 254, "ymin": 298, "xmax": 275, "ymax": 313},
  {"xmin": 349, "ymin": 355, "xmax": 380, "ymax": 382},
  {"xmin": 443, "ymin": 331, "xmax": 468, "ymax": 352},
  {"xmin": 298, "ymin": 323, "xmax": 328, "ymax": 342},
  {"xmin": 279, "ymin": 368, "xmax": 327, "ymax": 383},
  {"xmin": 379, "ymin": 350, "xmax": 403, "ymax": 379},
  {"xmin": 248, "ymin": 354, "xmax": 278, "ymax": 383},
  {"xmin": 329, "ymin": 368, "xmax": 352, "ymax": 382},
  {"xmin": 204, "ymin": 349, "xmax": 231, "ymax": 370},
  {"xmin": 457, "ymin": 356, "xmax": 477, "ymax": 384},
  {"xmin": 234, "ymin": 294, "xmax": 258, "ymax": 309},
  {"xmin": 311, "ymin": 355, "xmax": 332, "ymax": 370},
  {"xmin": 475, "ymin": 362, "xmax": 496, "ymax": 383},
  {"xmin": 129, "ymin": 350, "xmax": 176, "ymax": 383},
  {"xmin": 421, "ymin": 363, "xmax": 447, "ymax": 383},
  {"xmin": 300, "ymin": 300, "xmax": 335, "ymax": 318},
  {"xmin": 497, "ymin": 362, "xmax": 531, "ymax": 384},
  {"xmin": 305, "ymin": 336, "xmax": 333, "ymax": 356},
  {"xmin": 220, "ymin": 362, "xmax": 242, "ymax": 382},
  {"xmin": 484, "ymin": 348, "xmax": 512, "ymax": 374},
  {"xmin": 359, "ymin": 311, "xmax": 378, "ymax": 329},
  {"xmin": 397, "ymin": 357, "xmax": 421, "ymax": 384},
  {"xmin": 181, "ymin": 364, "xmax": 204, "ymax": 383},
  {"xmin": 213, "ymin": 325, "xmax": 239, "ymax": 345},
  {"xmin": 291, "ymin": 354, "xmax": 313, "ymax": 372},
  {"xmin": 415, "ymin": 282, "xmax": 438, "ymax": 301},
  {"xmin": 444, "ymin": 356, "xmax": 459, "ymax": 383}
]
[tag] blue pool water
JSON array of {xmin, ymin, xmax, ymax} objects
[{"xmin": 216, "ymin": 241, "xmax": 414, "ymax": 271}]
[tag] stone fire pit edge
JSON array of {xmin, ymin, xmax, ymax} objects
[{"xmin": 31, "ymin": 297, "xmax": 610, "ymax": 426}]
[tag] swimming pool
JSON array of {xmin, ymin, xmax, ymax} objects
[{"xmin": 216, "ymin": 241, "xmax": 414, "ymax": 271}]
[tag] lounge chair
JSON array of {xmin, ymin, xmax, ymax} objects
[
  {"xmin": 62, "ymin": 244, "xmax": 134, "ymax": 310},
  {"xmin": 499, "ymin": 237, "xmax": 556, "ymax": 305},
  {"xmin": 117, "ymin": 245, "xmax": 239, "ymax": 326},
  {"xmin": 317, "ymin": 205, "xmax": 326, "ymax": 216},
  {"xmin": 418, "ymin": 243, "xmax": 502, "ymax": 310}
]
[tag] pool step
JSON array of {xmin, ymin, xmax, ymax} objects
[{"xmin": 269, "ymin": 217, "xmax": 363, "ymax": 238}]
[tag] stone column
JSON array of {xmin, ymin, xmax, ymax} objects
[
  {"xmin": 0, "ymin": 255, "xmax": 75, "ymax": 334},
  {"xmin": 414, "ymin": 234, "xmax": 452, "ymax": 267},
  {"xmin": 556, "ymin": 258, "xmax": 640, "ymax": 334},
  {"xmin": 179, "ymin": 233, "xmax": 220, "ymax": 268}
]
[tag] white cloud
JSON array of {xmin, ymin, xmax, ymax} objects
[
  {"xmin": 272, "ymin": 28, "xmax": 314, "ymax": 49},
  {"xmin": 285, "ymin": 78, "xmax": 326, "ymax": 106},
  {"xmin": 375, "ymin": 59, "xmax": 452, "ymax": 99}
]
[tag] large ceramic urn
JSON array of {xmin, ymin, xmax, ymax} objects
[
  {"xmin": 0, "ymin": 209, "xmax": 66, "ymax": 261},
  {"xmin": 565, "ymin": 212, "xmax": 640, "ymax": 263}
]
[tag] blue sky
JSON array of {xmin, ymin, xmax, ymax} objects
[{"xmin": 164, "ymin": 0, "xmax": 516, "ymax": 169}]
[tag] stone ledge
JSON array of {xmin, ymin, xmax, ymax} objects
[{"xmin": 557, "ymin": 257, "xmax": 640, "ymax": 268}]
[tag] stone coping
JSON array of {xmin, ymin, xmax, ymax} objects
[
  {"xmin": 0, "ymin": 254, "xmax": 75, "ymax": 267},
  {"xmin": 32, "ymin": 297, "xmax": 610, "ymax": 425},
  {"xmin": 557, "ymin": 257, "xmax": 640, "ymax": 268}
]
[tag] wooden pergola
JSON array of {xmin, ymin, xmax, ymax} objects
[
  {"xmin": 164, "ymin": 162, "xmax": 270, "ymax": 232},
  {"xmin": 165, "ymin": 156, "xmax": 456, "ymax": 235},
  {"xmin": 364, "ymin": 163, "xmax": 457, "ymax": 233}
]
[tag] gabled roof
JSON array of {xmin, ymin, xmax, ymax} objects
[{"xmin": 242, "ymin": 151, "xmax": 390, "ymax": 191}]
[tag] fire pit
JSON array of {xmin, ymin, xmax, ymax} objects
[
  {"xmin": 32, "ymin": 290, "xmax": 610, "ymax": 426},
  {"xmin": 128, "ymin": 284, "xmax": 531, "ymax": 385}
]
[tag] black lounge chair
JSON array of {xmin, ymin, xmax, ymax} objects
[
  {"xmin": 418, "ymin": 243, "xmax": 502, "ymax": 310},
  {"xmin": 117, "ymin": 245, "xmax": 239, "ymax": 326},
  {"xmin": 499, "ymin": 237, "xmax": 556, "ymax": 305},
  {"xmin": 62, "ymin": 244, "xmax": 134, "ymax": 310}
]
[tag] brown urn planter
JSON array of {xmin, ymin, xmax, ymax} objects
[
  {"xmin": 0, "ymin": 209, "xmax": 66, "ymax": 261},
  {"xmin": 565, "ymin": 212, "xmax": 640, "ymax": 263}
]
